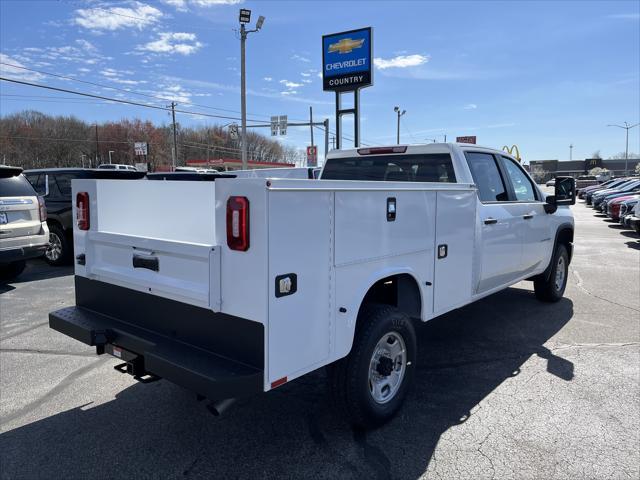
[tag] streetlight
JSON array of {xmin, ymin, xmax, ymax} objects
[
  {"xmin": 394, "ymin": 106, "xmax": 406, "ymax": 145},
  {"xmin": 569, "ymin": 144, "xmax": 573, "ymax": 161},
  {"xmin": 607, "ymin": 122, "xmax": 639, "ymax": 174},
  {"xmin": 108, "ymin": 150, "xmax": 114, "ymax": 164},
  {"xmin": 239, "ymin": 9, "xmax": 265, "ymax": 169}
]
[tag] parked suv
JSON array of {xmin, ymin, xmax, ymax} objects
[
  {"xmin": 24, "ymin": 168, "xmax": 145, "ymax": 265},
  {"xmin": 0, "ymin": 166, "xmax": 49, "ymax": 279}
]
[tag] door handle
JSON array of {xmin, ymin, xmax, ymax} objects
[
  {"xmin": 132, "ymin": 254, "xmax": 159, "ymax": 272},
  {"xmin": 523, "ymin": 214, "xmax": 533, "ymax": 220},
  {"xmin": 483, "ymin": 218, "xmax": 498, "ymax": 225}
]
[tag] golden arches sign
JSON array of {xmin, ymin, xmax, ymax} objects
[{"xmin": 502, "ymin": 145, "xmax": 521, "ymax": 162}]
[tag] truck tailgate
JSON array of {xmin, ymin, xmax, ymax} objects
[{"xmin": 74, "ymin": 179, "xmax": 220, "ymax": 310}]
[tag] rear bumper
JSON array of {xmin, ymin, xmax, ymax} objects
[
  {"xmin": 0, "ymin": 244, "xmax": 47, "ymax": 263},
  {"xmin": 49, "ymin": 276, "xmax": 264, "ymax": 400}
]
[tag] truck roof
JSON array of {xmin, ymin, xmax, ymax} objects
[{"xmin": 326, "ymin": 143, "xmax": 518, "ymax": 162}]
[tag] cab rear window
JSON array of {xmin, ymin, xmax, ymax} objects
[
  {"xmin": 0, "ymin": 175, "xmax": 37, "ymax": 197},
  {"xmin": 321, "ymin": 153, "xmax": 456, "ymax": 182}
]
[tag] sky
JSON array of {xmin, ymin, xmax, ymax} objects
[{"xmin": 0, "ymin": 0, "xmax": 639, "ymax": 163}]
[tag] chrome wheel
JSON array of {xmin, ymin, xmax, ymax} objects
[
  {"xmin": 368, "ymin": 332, "xmax": 407, "ymax": 404},
  {"xmin": 555, "ymin": 255, "xmax": 566, "ymax": 291},
  {"xmin": 46, "ymin": 232, "xmax": 62, "ymax": 262}
]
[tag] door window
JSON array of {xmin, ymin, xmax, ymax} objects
[
  {"xmin": 464, "ymin": 152, "xmax": 508, "ymax": 202},
  {"xmin": 501, "ymin": 157, "xmax": 537, "ymax": 201}
]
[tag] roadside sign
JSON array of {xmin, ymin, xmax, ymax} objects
[
  {"xmin": 239, "ymin": 8, "xmax": 251, "ymax": 23},
  {"xmin": 279, "ymin": 115, "xmax": 288, "ymax": 135},
  {"xmin": 134, "ymin": 142, "xmax": 148, "ymax": 155},
  {"xmin": 271, "ymin": 116, "xmax": 279, "ymax": 136},
  {"xmin": 229, "ymin": 123, "xmax": 239, "ymax": 140},
  {"xmin": 322, "ymin": 27, "xmax": 373, "ymax": 92},
  {"xmin": 306, "ymin": 145, "xmax": 318, "ymax": 166},
  {"xmin": 456, "ymin": 136, "xmax": 476, "ymax": 144}
]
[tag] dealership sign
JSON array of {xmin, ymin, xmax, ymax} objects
[
  {"xmin": 322, "ymin": 27, "xmax": 372, "ymax": 92},
  {"xmin": 456, "ymin": 136, "xmax": 477, "ymax": 144}
]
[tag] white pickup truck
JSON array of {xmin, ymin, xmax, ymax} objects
[{"xmin": 49, "ymin": 143, "xmax": 576, "ymax": 427}]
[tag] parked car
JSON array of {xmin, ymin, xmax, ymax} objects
[
  {"xmin": 49, "ymin": 143, "xmax": 576, "ymax": 427},
  {"xmin": 585, "ymin": 178, "xmax": 634, "ymax": 204},
  {"xmin": 98, "ymin": 163, "xmax": 138, "ymax": 171},
  {"xmin": 592, "ymin": 180, "xmax": 640, "ymax": 210},
  {"xmin": 606, "ymin": 194, "xmax": 639, "ymax": 221},
  {"xmin": 575, "ymin": 175, "xmax": 598, "ymax": 189},
  {"xmin": 578, "ymin": 178, "xmax": 619, "ymax": 199},
  {"xmin": 0, "ymin": 166, "xmax": 49, "ymax": 280},
  {"xmin": 24, "ymin": 168, "xmax": 146, "ymax": 265},
  {"xmin": 546, "ymin": 178, "xmax": 556, "ymax": 187},
  {"xmin": 628, "ymin": 203, "xmax": 640, "ymax": 234},
  {"xmin": 619, "ymin": 197, "xmax": 639, "ymax": 226}
]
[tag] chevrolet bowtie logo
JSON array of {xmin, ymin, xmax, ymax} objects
[{"xmin": 328, "ymin": 38, "xmax": 365, "ymax": 54}]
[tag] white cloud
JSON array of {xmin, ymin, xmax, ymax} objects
[
  {"xmin": 281, "ymin": 90, "xmax": 298, "ymax": 96},
  {"xmin": 138, "ymin": 32, "xmax": 203, "ymax": 55},
  {"xmin": 162, "ymin": 0, "xmax": 188, "ymax": 11},
  {"xmin": 300, "ymin": 72, "xmax": 311, "ymax": 77},
  {"xmin": 280, "ymin": 80, "xmax": 303, "ymax": 88},
  {"xmin": 374, "ymin": 54, "xmax": 429, "ymax": 70},
  {"xmin": 301, "ymin": 79, "xmax": 312, "ymax": 84},
  {"xmin": 74, "ymin": 2, "xmax": 163, "ymax": 31},
  {"xmin": 191, "ymin": 0, "xmax": 243, "ymax": 5},
  {"xmin": 75, "ymin": 39, "xmax": 97, "ymax": 52},
  {"xmin": 291, "ymin": 54, "xmax": 310, "ymax": 63},
  {"xmin": 464, "ymin": 103, "xmax": 478, "ymax": 110},
  {"xmin": 78, "ymin": 67, "xmax": 91, "ymax": 73},
  {"xmin": 0, "ymin": 54, "xmax": 44, "ymax": 81},
  {"xmin": 154, "ymin": 84, "xmax": 192, "ymax": 103},
  {"xmin": 263, "ymin": 76, "xmax": 273, "ymax": 81}
]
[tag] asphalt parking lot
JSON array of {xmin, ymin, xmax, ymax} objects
[{"xmin": 1, "ymin": 200, "xmax": 639, "ymax": 480}]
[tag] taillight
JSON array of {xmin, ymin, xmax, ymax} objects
[
  {"xmin": 357, "ymin": 146, "xmax": 407, "ymax": 155},
  {"xmin": 76, "ymin": 192, "xmax": 90, "ymax": 230},
  {"xmin": 226, "ymin": 196, "xmax": 249, "ymax": 251},
  {"xmin": 37, "ymin": 196, "xmax": 47, "ymax": 222}
]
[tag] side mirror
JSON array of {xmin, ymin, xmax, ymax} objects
[
  {"xmin": 544, "ymin": 176, "xmax": 575, "ymax": 213},
  {"xmin": 555, "ymin": 176, "xmax": 576, "ymax": 205}
]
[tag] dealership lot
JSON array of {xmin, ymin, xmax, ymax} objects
[{"xmin": 0, "ymin": 201, "xmax": 638, "ymax": 479}]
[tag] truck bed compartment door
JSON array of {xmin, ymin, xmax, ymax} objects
[{"xmin": 85, "ymin": 231, "xmax": 216, "ymax": 309}]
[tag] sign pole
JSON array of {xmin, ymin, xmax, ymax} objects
[
  {"xmin": 309, "ymin": 106, "xmax": 314, "ymax": 150},
  {"xmin": 335, "ymin": 91, "xmax": 341, "ymax": 150},
  {"xmin": 354, "ymin": 89, "xmax": 360, "ymax": 148}
]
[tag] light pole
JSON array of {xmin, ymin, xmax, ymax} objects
[
  {"xmin": 569, "ymin": 143, "xmax": 573, "ymax": 161},
  {"xmin": 239, "ymin": 9, "xmax": 265, "ymax": 170},
  {"xmin": 108, "ymin": 150, "xmax": 114, "ymax": 164},
  {"xmin": 394, "ymin": 106, "xmax": 406, "ymax": 145},
  {"xmin": 607, "ymin": 122, "xmax": 639, "ymax": 174}
]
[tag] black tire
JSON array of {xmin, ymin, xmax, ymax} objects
[
  {"xmin": 328, "ymin": 304, "xmax": 417, "ymax": 429},
  {"xmin": 0, "ymin": 260, "xmax": 26, "ymax": 281},
  {"xmin": 45, "ymin": 224, "xmax": 71, "ymax": 266},
  {"xmin": 534, "ymin": 243, "xmax": 569, "ymax": 302}
]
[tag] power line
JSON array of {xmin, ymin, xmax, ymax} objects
[
  {"xmin": 0, "ymin": 61, "xmax": 271, "ymax": 121},
  {"xmin": 0, "ymin": 76, "xmax": 262, "ymax": 123}
]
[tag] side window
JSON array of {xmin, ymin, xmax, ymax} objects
[
  {"xmin": 54, "ymin": 174, "xmax": 74, "ymax": 198},
  {"xmin": 28, "ymin": 174, "xmax": 47, "ymax": 195},
  {"xmin": 501, "ymin": 157, "xmax": 537, "ymax": 202},
  {"xmin": 464, "ymin": 152, "xmax": 508, "ymax": 202}
]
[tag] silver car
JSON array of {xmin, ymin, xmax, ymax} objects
[{"xmin": 0, "ymin": 166, "xmax": 49, "ymax": 280}]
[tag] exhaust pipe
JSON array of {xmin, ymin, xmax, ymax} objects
[{"xmin": 207, "ymin": 398, "xmax": 236, "ymax": 416}]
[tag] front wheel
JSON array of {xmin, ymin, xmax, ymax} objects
[
  {"xmin": 328, "ymin": 304, "xmax": 416, "ymax": 428},
  {"xmin": 534, "ymin": 244, "xmax": 569, "ymax": 302}
]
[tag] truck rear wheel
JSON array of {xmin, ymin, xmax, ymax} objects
[
  {"xmin": 328, "ymin": 304, "xmax": 416, "ymax": 428},
  {"xmin": 534, "ymin": 243, "xmax": 569, "ymax": 302}
]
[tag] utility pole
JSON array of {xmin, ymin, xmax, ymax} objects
[
  {"xmin": 331, "ymin": 136, "xmax": 336, "ymax": 149},
  {"xmin": 170, "ymin": 102, "xmax": 178, "ymax": 169},
  {"xmin": 569, "ymin": 144, "xmax": 573, "ymax": 161},
  {"xmin": 324, "ymin": 118, "xmax": 329, "ymax": 163},
  {"xmin": 394, "ymin": 106, "xmax": 406, "ymax": 144},
  {"xmin": 94, "ymin": 124, "xmax": 99, "ymax": 167},
  {"xmin": 239, "ymin": 9, "xmax": 265, "ymax": 170},
  {"xmin": 309, "ymin": 106, "xmax": 314, "ymax": 149},
  {"xmin": 608, "ymin": 122, "xmax": 639, "ymax": 174},
  {"xmin": 108, "ymin": 150, "xmax": 114, "ymax": 164}
]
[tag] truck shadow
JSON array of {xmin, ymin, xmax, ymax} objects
[{"xmin": 0, "ymin": 286, "xmax": 573, "ymax": 479}]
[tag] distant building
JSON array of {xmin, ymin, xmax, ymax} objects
[{"xmin": 529, "ymin": 158, "xmax": 640, "ymax": 182}]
